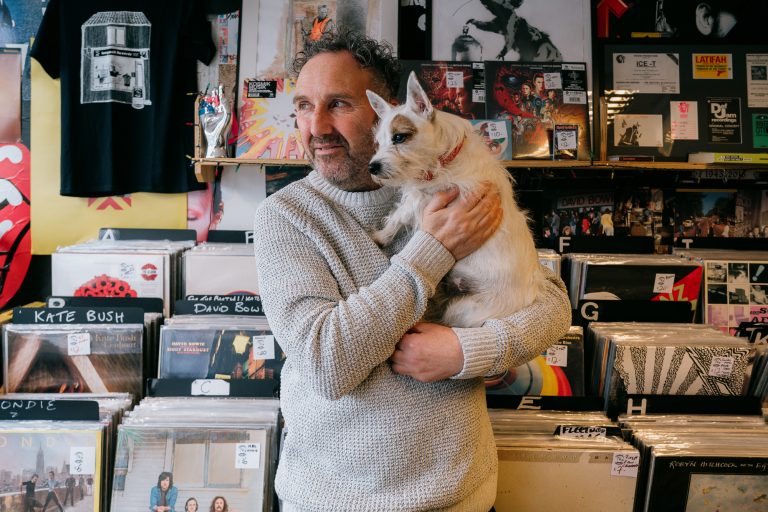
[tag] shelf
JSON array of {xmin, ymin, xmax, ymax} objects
[{"xmin": 192, "ymin": 157, "xmax": 768, "ymax": 182}]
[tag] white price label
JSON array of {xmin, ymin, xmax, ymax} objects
[
  {"xmin": 67, "ymin": 333, "xmax": 91, "ymax": 356},
  {"xmin": 544, "ymin": 72, "xmax": 562, "ymax": 90},
  {"xmin": 486, "ymin": 121, "xmax": 504, "ymax": 139},
  {"xmin": 235, "ymin": 442, "xmax": 261, "ymax": 469},
  {"xmin": 472, "ymin": 89, "xmax": 485, "ymax": 103},
  {"xmin": 252, "ymin": 335, "xmax": 276, "ymax": 360},
  {"xmin": 191, "ymin": 379, "xmax": 231, "ymax": 396},
  {"xmin": 556, "ymin": 130, "xmax": 578, "ymax": 150},
  {"xmin": 445, "ymin": 71, "xmax": 464, "ymax": 88},
  {"xmin": 70, "ymin": 447, "xmax": 96, "ymax": 475},
  {"xmin": 653, "ymin": 273, "xmax": 676, "ymax": 294},
  {"xmin": 708, "ymin": 356, "xmax": 735, "ymax": 377},
  {"xmin": 611, "ymin": 451, "xmax": 640, "ymax": 478},
  {"xmin": 546, "ymin": 345, "xmax": 568, "ymax": 367},
  {"xmin": 563, "ymin": 90, "xmax": 586, "ymax": 104}
]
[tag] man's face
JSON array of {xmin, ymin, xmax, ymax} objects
[
  {"xmin": 318, "ymin": 6, "xmax": 328, "ymax": 19},
  {"xmin": 521, "ymin": 84, "xmax": 531, "ymax": 96},
  {"xmin": 213, "ymin": 498, "xmax": 225, "ymax": 512},
  {"xmin": 534, "ymin": 76, "xmax": 544, "ymax": 92},
  {"xmin": 294, "ymin": 51, "xmax": 381, "ymax": 191},
  {"xmin": 49, "ymin": 473, "xmax": 54, "ymax": 479}
]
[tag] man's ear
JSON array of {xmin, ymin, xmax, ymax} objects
[
  {"xmin": 405, "ymin": 71, "xmax": 434, "ymax": 119},
  {"xmin": 366, "ymin": 89, "xmax": 391, "ymax": 119},
  {"xmin": 695, "ymin": 3, "xmax": 714, "ymax": 35}
]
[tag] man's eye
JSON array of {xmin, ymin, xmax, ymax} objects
[
  {"xmin": 392, "ymin": 133, "xmax": 409, "ymax": 144},
  {"xmin": 296, "ymin": 102, "xmax": 312, "ymax": 112},
  {"xmin": 330, "ymin": 100, "xmax": 347, "ymax": 108}
]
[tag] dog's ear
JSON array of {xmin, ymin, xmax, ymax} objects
[
  {"xmin": 366, "ymin": 89, "xmax": 391, "ymax": 119},
  {"xmin": 406, "ymin": 71, "xmax": 434, "ymax": 119}
]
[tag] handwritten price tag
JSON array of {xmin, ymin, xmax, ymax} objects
[
  {"xmin": 556, "ymin": 130, "xmax": 577, "ymax": 150},
  {"xmin": 67, "ymin": 333, "xmax": 91, "ymax": 356},
  {"xmin": 252, "ymin": 336, "xmax": 276, "ymax": 360},
  {"xmin": 70, "ymin": 447, "xmax": 96, "ymax": 475},
  {"xmin": 653, "ymin": 273, "xmax": 676, "ymax": 294},
  {"xmin": 545, "ymin": 345, "xmax": 568, "ymax": 367},
  {"xmin": 235, "ymin": 443, "xmax": 261, "ymax": 469},
  {"xmin": 611, "ymin": 451, "xmax": 640, "ymax": 477},
  {"xmin": 445, "ymin": 71, "xmax": 464, "ymax": 89},
  {"xmin": 708, "ymin": 356, "xmax": 735, "ymax": 377}
]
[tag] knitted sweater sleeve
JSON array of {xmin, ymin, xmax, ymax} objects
[
  {"xmin": 254, "ymin": 198, "xmax": 455, "ymax": 401},
  {"xmin": 451, "ymin": 266, "xmax": 572, "ymax": 379}
]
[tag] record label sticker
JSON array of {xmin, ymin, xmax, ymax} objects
[
  {"xmin": 545, "ymin": 345, "xmax": 568, "ymax": 367},
  {"xmin": 191, "ymin": 379, "xmax": 231, "ymax": 396},
  {"xmin": 235, "ymin": 442, "xmax": 261, "ymax": 469},
  {"xmin": 445, "ymin": 71, "xmax": 464, "ymax": 89},
  {"xmin": 252, "ymin": 335, "xmax": 276, "ymax": 360},
  {"xmin": 67, "ymin": 332, "xmax": 91, "ymax": 356},
  {"xmin": 70, "ymin": 447, "xmax": 96, "ymax": 474},
  {"xmin": 653, "ymin": 273, "xmax": 676, "ymax": 294},
  {"xmin": 611, "ymin": 452, "xmax": 639, "ymax": 478},
  {"xmin": 708, "ymin": 356, "xmax": 735, "ymax": 377}
]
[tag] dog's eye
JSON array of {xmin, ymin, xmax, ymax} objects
[{"xmin": 392, "ymin": 133, "xmax": 409, "ymax": 144}]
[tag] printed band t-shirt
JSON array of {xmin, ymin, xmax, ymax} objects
[{"xmin": 31, "ymin": 0, "xmax": 215, "ymax": 197}]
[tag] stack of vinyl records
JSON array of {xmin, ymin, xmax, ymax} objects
[
  {"xmin": 619, "ymin": 413, "xmax": 768, "ymax": 512},
  {"xmin": 488, "ymin": 409, "xmax": 638, "ymax": 511},
  {"xmin": 587, "ymin": 323, "xmax": 757, "ymax": 411},
  {"xmin": 183, "ymin": 243, "xmax": 260, "ymax": 296},
  {"xmin": 675, "ymin": 249, "xmax": 768, "ymax": 335},
  {"xmin": 486, "ymin": 326, "xmax": 585, "ymax": 396},
  {"xmin": 3, "ymin": 321, "xmax": 146, "ymax": 398},
  {"xmin": 52, "ymin": 239, "xmax": 195, "ymax": 316},
  {"xmin": 158, "ymin": 315, "xmax": 285, "ymax": 382},
  {"xmin": 110, "ymin": 397, "xmax": 280, "ymax": 512},
  {"xmin": 537, "ymin": 248, "xmax": 561, "ymax": 275},
  {"xmin": 562, "ymin": 254, "xmax": 703, "ymax": 317},
  {"xmin": 0, "ymin": 393, "xmax": 134, "ymax": 511}
]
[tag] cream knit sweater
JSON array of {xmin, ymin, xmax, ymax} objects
[{"xmin": 254, "ymin": 171, "xmax": 571, "ymax": 511}]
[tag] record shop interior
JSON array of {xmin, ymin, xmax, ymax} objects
[{"xmin": 2, "ymin": 1, "xmax": 768, "ymax": 511}]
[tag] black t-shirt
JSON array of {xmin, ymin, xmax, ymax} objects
[{"xmin": 31, "ymin": 0, "xmax": 215, "ymax": 197}]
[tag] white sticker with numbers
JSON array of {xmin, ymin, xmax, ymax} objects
[
  {"xmin": 67, "ymin": 332, "xmax": 91, "ymax": 356},
  {"xmin": 611, "ymin": 451, "xmax": 640, "ymax": 477},
  {"xmin": 235, "ymin": 443, "xmax": 261, "ymax": 469},
  {"xmin": 544, "ymin": 72, "xmax": 562, "ymax": 90},
  {"xmin": 252, "ymin": 335, "xmax": 276, "ymax": 360},
  {"xmin": 556, "ymin": 130, "xmax": 578, "ymax": 150},
  {"xmin": 70, "ymin": 447, "xmax": 96, "ymax": 474},
  {"xmin": 708, "ymin": 356, "xmax": 735, "ymax": 377},
  {"xmin": 445, "ymin": 71, "xmax": 464, "ymax": 88},
  {"xmin": 653, "ymin": 273, "xmax": 676, "ymax": 294},
  {"xmin": 546, "ymin": 345, "xmax": 568, "ymax": 367}
]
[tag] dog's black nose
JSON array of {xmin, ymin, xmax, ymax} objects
[{"xmin": 369, "ymin": 161, "xmax": 382, "ymax": 175}]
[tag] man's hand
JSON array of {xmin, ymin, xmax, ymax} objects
[
  {"xmin": 390, "ymin": 322, "xmax": 464, "ymax": 382},
  {"xmin": 421, "ymin": 182, "xmax": 502, "ymax": 260}
]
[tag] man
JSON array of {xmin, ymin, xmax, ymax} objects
[
  {"xmin": 300, "ymin": 4, "xmax": 335, "ymax": 46},
  {"xmin": 20, "ymin": 474, "xmax": 43, "ymax": 512},
  {"xmin": 253, "ymin": 30, "xmax": 571, "ymax": 511},
  {"xmin": 600, "ymin": 208, "xmax": 614, "ymax": 236},
  {"xmin": 209, "ymin": 496, "xmax": 228, "ymax": 512},
  {"xmin": 63, "ymin": 473, "xmax": 76, "ymax": 507},
  {"xmin": 41, "ymin": 471, "xmax": 63, "ymax": 512}
]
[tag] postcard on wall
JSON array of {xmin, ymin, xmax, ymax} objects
[
  {"xmin": 707, "ymin": 97, "xmax": 742, "ymax": 144},
  {"xmin": 754, "ymin": 114, "xmax": 768, "ymax": 148},
  {"xmin": 746, "ymin": 54, "xmax": 768, "ymax": 108},
  {"xmin": 670, "ymin": 101, "xmax": 699, "ymax": 141},
  {"xmin": 614, "ymin": 114, "xmax": 663, "ymax": 147},
  {"xmin": 692, "ymin": 54, "xmax": 733, "ymax": 80},
  {"xmin": 612, "ymin": 53, "xmax": 680, "ymax": 94}
]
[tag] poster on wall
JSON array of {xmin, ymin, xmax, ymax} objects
[
  {"xmin": 611, "ymin": 53, "xmax": 680, "ymax": 94},
  {"xmin": 706, "ymin": 97, "xmax": 742, "ymax": 144},
  {"xmin": 746, "ymin": 54, "xmax": 768, "ymax": 108}
]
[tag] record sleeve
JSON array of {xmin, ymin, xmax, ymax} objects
[
  {"xmin": 183, "ymin": 247, "xmax": 260, "ymax": 296},
  {"xmin": 398, "ymin": 60, "xmax": 486, "ymax": 120}
]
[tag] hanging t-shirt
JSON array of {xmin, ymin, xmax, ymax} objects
[{"xmin": 31, "ymin": 0, "xmax": 215, "ymax": 197}]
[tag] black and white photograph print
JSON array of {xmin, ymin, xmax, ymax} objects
[
  {"xmin": 728, "ymin": 263, "xmax": 749, "ymax": 283},
  {"xmin": 728, "ymin": 284, "xmax": 749, "ymax": 304},
  {"xmin": 750, "ymin": 263, "xmax": 768, "ymax": 283},
  {"xmin": 433, "ymin": 0, "xmax": 591, "ymax": 63},
  {"xmin": 707, "ymin": 284, "xmax": 727, "ymax": 304},
  {"xmin": 706, "ymin": 262, "xmax": 727, "ymax": 282},
  {"xmin": 751, "ymin": 284, "xmax": 768, "ymax": 305}
]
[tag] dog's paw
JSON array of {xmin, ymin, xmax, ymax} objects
[{"xmin": 371, "ymin": 229, "xmax": 390, "ymax": 247}]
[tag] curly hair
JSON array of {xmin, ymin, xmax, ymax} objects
[{"xmin": 292, "ymin": 28, "xmax": 401, "ymax": 99}]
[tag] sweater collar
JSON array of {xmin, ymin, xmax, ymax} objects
[{"xmin": 308, "ymin": 171, "xmax": 396, "ymax": 207}]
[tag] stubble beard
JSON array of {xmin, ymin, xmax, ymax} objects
[{"xmin": 306, "ymin": 134, "xmax": 378, "ymax": 191}]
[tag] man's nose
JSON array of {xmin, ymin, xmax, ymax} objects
[{"xmin": 310, "ymin": 106, "xmax": 334, "ymax": 137}]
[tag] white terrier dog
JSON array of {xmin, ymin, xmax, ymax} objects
[{"xmin": 366, "ymin": 72, "xmax": 544, "ymax": 328}]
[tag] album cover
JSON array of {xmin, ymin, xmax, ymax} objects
[
  {"xmin": 0, "ymin": 427, "xmax": 104, "ymax": 512},
  {"xmin": 613, "ymin": 188, "xmax": 664, "ymax": 237},
  {"xmin": 484, "ymin": 61, "xmax": 590, "ymax": 160},
  {"xmin": 469, "ymin": 119, "xmax": 513, "ymax": 160},
  {"xmin": 265, "ymin": 166, "xmax": 313, "ymax": 197},
  {"xmin": 673, "ymin": 190, "xmax": 736, "ymax": 239},
  {"xmin": 399, "ymin": 60, "xmax": 486, "ymax": 120},
  {"xmin": 4, "ymin": 325, "xmax": 144, "ymax": 397},
  {"xmin": 111, "ymin": 426, "xmax": 269, "ymax": 512},
  {"xmin": 183, "ymin": 249, "xmax": 260, "ymax": 296},
  {"xmin": 541, "ymin": 191, "xmax": 615, "ymax": 239},
  {"xmin": 52, "ymin": 253, "xmax": 167, "ymax": 300},
  {"xmin": 235, "ymin": 78, "xmax": 305, "ymax": 160},
  {"xmin": 704, "ymin": 260, "xmax": 768, "ymax": 335},
  {"xmin": 158, "ymin": 327, "xmax": 284, "ymax": 381}
]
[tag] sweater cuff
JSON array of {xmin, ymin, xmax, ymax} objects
[
  {"xmin": 450, "ymin": 326, "xmax": 497, "ymax": 379},
  {"xmin": 392, "ymin": 230, "xmax": 455, "ymax": 286}
]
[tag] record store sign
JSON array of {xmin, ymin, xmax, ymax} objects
[{"xmin": 0, "ymin": 400, "xmax": 99, "ymax": 421}]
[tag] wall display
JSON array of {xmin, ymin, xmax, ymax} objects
[
  {"xmin": 613, "ymin": 114, "xmax": 663, "ymax": 147},
  {"xmin": 433, "ymin": 0, "xmax": 592, "ymax": 65},
  {"xmin": 398, "ymin": 60, "xmax": 486, "ymax": 119},
  {"xmin": 604, "ymin": 44, "xmax": 768, "ymax": 161},
  {"xmin": 746, "ymin": 54, "xmax": 768, "ymax": 108},
  {"xmin": 485, "ymin": 61, "xmax": 590, "ymax": 160},
  {"xmin": 702, "ymin": 258, "xmax": 768, "ymax": 335},
  {"xmin": 753, "ymin": 114, "xmax": 768, "ymax": 148}
]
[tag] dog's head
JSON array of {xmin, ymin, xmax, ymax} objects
[{"xmin": 366, "ymin": 72, "xmax": 451, "ymax": 185}]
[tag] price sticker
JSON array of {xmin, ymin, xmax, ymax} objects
[
  {"xmin": 252, "ymin": 335, "xmax": 276, "ymax": 360},
  {"xmin": 556, "ymin": 130, "xmax": 577, "ymax": 150},
  {"xmin": 235, "ymin": 442, "xmax": 261, "ymax": 469},
  {"xmin": 445, "ymin": 71, "xmax": 464, "ymax": 88},
  {"xmin": 708, "ymin": 356, "xmax": 735, "ymax": 377},
  {"xmin": 544, "ymin": 72, "xmax": 562, "ymax": 90},
  {"xmin": 653, "ymin": 273, "xmax": 676, "ymax": 294},
  {"xmin": 191, "ymin": 379, "xmax": 230, "ymax": 396},
  {"xmin": 70, "ymin": 447, "xmax": 96, "ymax": 475},
  {"xmin": 67, "ymin": 333, "xmax": 91, "ymax": 356},
  {"xmin": 611, "ymin": 451, "xmax": 640, "ymax": 478},
  {"xmin": 545, "ymin": 345, "xmax": 568, "ymax": 367}
]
